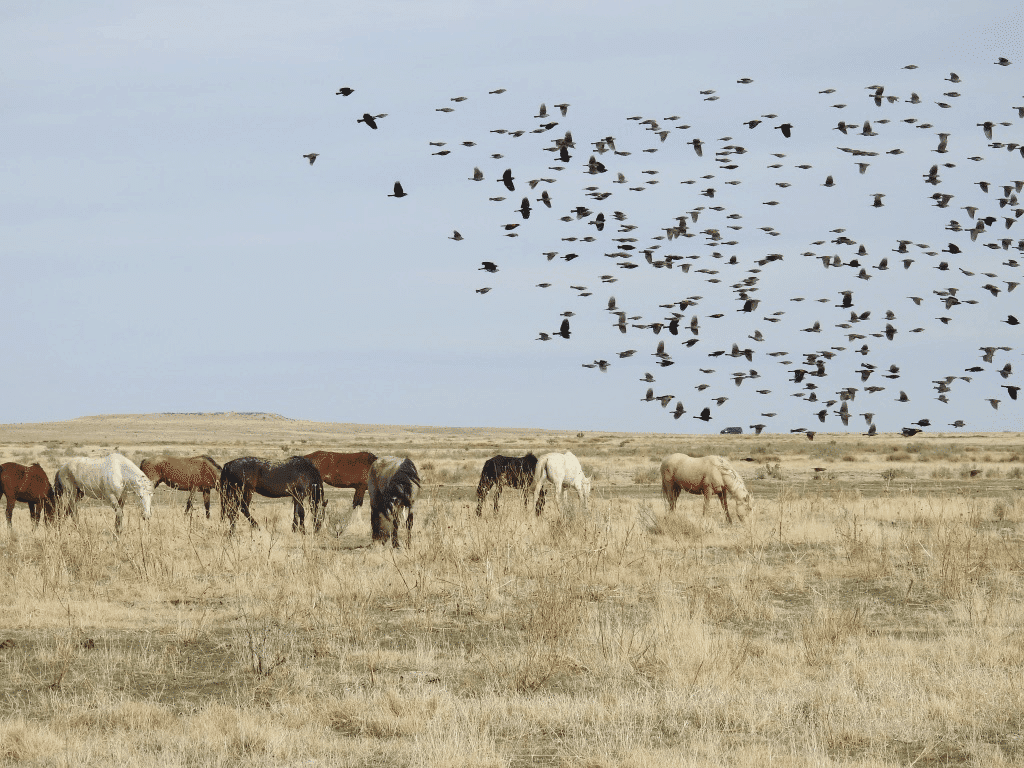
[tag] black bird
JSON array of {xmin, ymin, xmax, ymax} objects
[
  {"xmin": 776, "ymin": 123, "xmax": 793, "ymax": 138},
  {"xmin": 694, "ymin": 407, "xmax": 712, "ymax": 422},
  {"xmin": 479, "ymin": 262, "xmax": 498, "ymax": 273},
  {"xmin": 555, "ymin": 318, "xmax": 570, "ymax": 339},
  {"xmin": 518, "ymin": 197, "xmax": 532, "ymax": 219},
  {"xmin": 387, "ymin": 181, "xmax": 407, "ymax": 198},
  {"xmin": 335, "ymin": 87, "xmax": 354, "ymax": 96},
  {"xmin": 357, "ymin": 113, "xmax": 379, "ymax": 129},
  {"xmin": 302, "ymin": 153, "xmax": 319, "ymax": 165},
  {"xmin": 499, "ymin": 169, "xmax": 515, "ymax": 191}
]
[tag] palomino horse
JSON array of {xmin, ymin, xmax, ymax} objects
[
  {"xmin": 530, "ymin": 451, "xmax": 591, "ymax": 515},
  {"xmin": 475, "ymin": 453, "xmax": 546, "ymax": 516},
  {"xmin": 54, "ymin": 453, "xmax": 154, "ymax": 533},
  {"xmin": 1, "ymin": 462, "xmax": 57, "ymax": 530},
  {"xmin": 660, "ymin": 453, "xmax": 751, "ymax": 523},
  {"xmin": 303, "ymin": 451, "xmax": 377, "ymax": 507},
  {"xmin": 219, "ymin": 456, "xmax": 326, "ymax": 533},
  {"xmin": 367, "ymin": 457, "xmax": 420, "ymax": 548},
  {"xmin": 139, "ymin": 455, "xmax": 221, "ymax": 518}
]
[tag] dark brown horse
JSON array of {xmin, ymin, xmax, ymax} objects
[
  {"xmin": 368, "ymin": 457, "xmax": 420, "ymax": 548},
  {"xmin": 1, "ymin": 462, "xmax": 57, "ymax": 529},
  {"xmin": 220, "ymin": 456, "xmax": 326, "ymax": 533},
  {"xmin": 139, "ymin": 455, "xmax": 222, "ymax": 518},
  {"xmin": 303, "ymin": 451, "xmax": 377, "ymax": 507},
  {"xmin": 475, "ymin": 453, "xmax": 545, "ymax": 516}
]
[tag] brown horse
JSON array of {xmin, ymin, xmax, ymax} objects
[
  {"xmin": 303, "ymin": 451, "xmax": 377, "ymax": 507},
  {"xmin": 139, "ymin": 455, "xmax": 222, "ymax": 518},
  {"xmin": 1, "ymin": 462, "xmax": 57, "ymax": 529}
]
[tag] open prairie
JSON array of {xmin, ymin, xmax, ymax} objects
[{"xmin": 1, "ymin": 413, "xmax": 1023, "ymax": 766}]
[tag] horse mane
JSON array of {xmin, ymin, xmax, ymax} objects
[
  {"xmin": 384, "ymin": 458, "xmax": 421, "ymax": 507},
  {"xmin": 198, "ymin": 455, "xmax": 222, "ymax": 470},
  {"xmin": 709, "ymin": 455, "xmax": 750, "ymax": 501}
]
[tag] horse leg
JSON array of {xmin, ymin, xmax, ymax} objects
[
  {"xmin": 4, "ymin": 496, "xmax": 13, "ymax": 531},
  {"xmin": 553, "ymin": 479, "xmax": 564, "ymax": 515},
  {"xmin": 28, "ymin": 501, "xmax": 39, "ymax": 528},
  {"xmin": 493, "ymin": 483, "xmax": 503, "ymax": 514},
  {"xmin": 475, "ymin": 476, "xmax": 491, "ymax": 517},
  {"xmin": 203, "ymin": 489, "xmax": 211, "ymax": 519},
  {"xmin": 292, "ymin": 497, "xmax": 305, "ymax": 534},
  {"xmin": 353, "ymin": 484, "xmax": 366, "ymax": 508},
  {"xmin": 406, "ymin": 506, "xmax": 413, "ymax": 547},
  {"xmin": 241, "ymin": 489, "xmax": 258, "ymax": 529},
  {"xmin": 184, "ymin": 490, "xmax": 195, "ymax": 518},
  {"xmin": 720, "ymin": 489, "xmax": 732, "ymax": 524}
]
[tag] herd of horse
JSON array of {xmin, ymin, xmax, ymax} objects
[{"xmin": 0, "ymin": 446, "xmax": 752, "ymax": 545}]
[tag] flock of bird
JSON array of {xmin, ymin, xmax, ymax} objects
[{"xmin": 306, "ymin": 61, "xmax": 1022, "ymax": 436}]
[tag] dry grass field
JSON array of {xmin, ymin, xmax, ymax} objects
[{"xmin": 1, "ymin": 413, "xmax": 1024, "ymax": 766}]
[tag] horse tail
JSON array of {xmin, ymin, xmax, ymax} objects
[{"xmin": 531, "ymin": 454, "xmax": 549, "ymax": 493}]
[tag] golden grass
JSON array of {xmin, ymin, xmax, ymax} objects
[{"xmin": 0, "ymin": 414, "xmax": 1022, "ymax": 766}]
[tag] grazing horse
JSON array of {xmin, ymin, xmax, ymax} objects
[
  {"xmin": 475, "ymin": 453, "xmax": 546, "ymax": 516},
  {"xmin": 530, "ymin": 451, "xmax": 591, "ymax": 515},
  {"xmin": 1, "ymin": 462, "xmax": 57, "ymax": 530},
  {"xmin": 139, "ymin": 455, "xmax": 221, "ymax": 518},
  {"xmin": 303, "ymin": 451, "xmax": 377, "ymax": 507},
  {"xmin": 54, "ymin": 453, "xmax": 154, "ymax": 533},
  {"xmin": 368, "ymin": 457, "xmax": 420, "ymax": 547},
  {"xmin": 660, "ymin": 453, "xmax": 751, "ymax": 524},
  {"xmin": 219, "ymin": 456, "xmax": 326, "ymax": 533}
]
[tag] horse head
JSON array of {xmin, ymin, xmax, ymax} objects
[{"xmin": 138, "ymin": 478, "xmax": 155, "ymax": 520}]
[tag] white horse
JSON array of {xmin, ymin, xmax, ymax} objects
[
  {"xmin": 55, "ymin": 453, "xmax": 154, "ymax": 533},
  {"xmin": 660, "ymin": 453, "xmax": 751, "ymax": 523},
  {"xmin": 530, "ymin": 451, "xmax": 592, "ymax": 514}
]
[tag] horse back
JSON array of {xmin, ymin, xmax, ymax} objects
[
  {"xmin": 1, "ymin": 462, "xmax": 54, "ymax": 503},
  {"xmin": 304, "ymin": 451, "xmax": 376, "ymax": 488}
]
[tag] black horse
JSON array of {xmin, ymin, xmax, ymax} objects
[
  {"xmin": 475, "ymin": 453, "xmax": 545, "ymax": 516},
  {"xmin": 368, "ymin": 457, "xmax": 420, "ymax": 548},
  {"xmin": 220, "ymin": 456, "xmax": 326, "ymax": 532}
]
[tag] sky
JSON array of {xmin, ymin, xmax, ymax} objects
[{"xmin": 4, "ymin": 0, "xmax": 1024, "ymax": 434}]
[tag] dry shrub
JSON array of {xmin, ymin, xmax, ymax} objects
[
  {"xmin": 0, "ymin": 718, "xmax": 65, "ymax": 762},
  {"xmin": 326, "ymin": 689, "xmax": 435, "ymax": 738},
  {"xmin": 641, "ymin": 507, "xmax": 708, "ymax": 540},
  {"xmin": 798, "ymin": 602, "xmax": 866, "ymax": 666},
  {"xmin": 632, "ymin": 466, "xmax": 660, "ymax": 485},
  {"xmin": 887, "ymin": 452, "xmax": 912, "ymax": 462}
]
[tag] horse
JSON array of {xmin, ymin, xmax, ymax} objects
[
  {"xmin": 303, "ymin": 451, "xmax": 377, "ymax": 507},
  {"xmin": 139, "ymin": 455, "xmax": 222, "ymax": 518},
  {"xmin": 219, "ymin": 456, "xmax": 326, "ymax": 533},
  {"xmin": 660, "ymin": 453, "xmax": 751, "ymax": 524},
  {"xmin": 530, "ymin": 451, "xmax": 591, "ymax": 515},
  {"xmin": 367, "ymin": 457, "xmax": 420, "ymax": 547},
  {"xmin": 1, "ymin": 462, "xmax": 57, "ymax": 530},
  {"xmin": 54, "ymin": 453, "xmax": 154, "ymax": 534},
  {"xmin": 475, "ymin": 453, "xmax": 546, "ymax": 516}
]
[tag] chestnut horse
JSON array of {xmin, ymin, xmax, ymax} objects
[
  {"xmin": 1, "ymin": 462, "xmax": 57, "ymax": 530},
  {"xmin": 220, "ymin": 456, "xmax": 326, "ymax": 533},
  {"xmin": 139, "ymin": 455, "xmax": 222, "ymax": 518},
  {"xmin": 303, "ymin": 451, "xmax": 377, "ymax": 507}
]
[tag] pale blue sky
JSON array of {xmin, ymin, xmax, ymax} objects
[{"xmin": 4, "ymin": 1, "xmax": 1023, "ymax": 433}]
